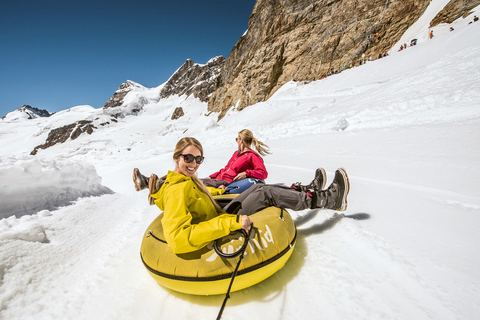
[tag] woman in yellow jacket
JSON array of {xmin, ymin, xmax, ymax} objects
[
  {"xmin": 149, "ymin": 137, "xmax": 252, "ymax": 254},
  {"xmin": 142, "ymin": 137, "xmax": 350, "ymax": 254}
]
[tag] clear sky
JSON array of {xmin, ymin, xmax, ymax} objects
[{"xmin": 0, "ymin": 0, "xmax": 256, "ymax": 117}]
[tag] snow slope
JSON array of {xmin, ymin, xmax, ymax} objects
[{"xmin": 1, "ymin": 3, "xmax": 480, "ymax": 320}]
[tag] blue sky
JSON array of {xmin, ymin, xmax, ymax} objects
[{"xmin": 0, "ymin": 0, "xmax": 256, "ymax": 117}]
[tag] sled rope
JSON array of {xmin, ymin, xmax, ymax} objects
[{"xmin": 216, "ymin": 224, "xmax": 253, "ymax": 320}]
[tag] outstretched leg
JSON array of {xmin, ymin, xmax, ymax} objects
[
  {"xmin": 224, "ymin": 168, "xmax": 350, "ymax": 215},
  {"xmin": 224, "ymin": 184, "xmax": 312, "ymax": 216}
]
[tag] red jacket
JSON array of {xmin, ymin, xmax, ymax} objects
[{"xmin": 209, "ymin": 150, "xmax": 268, "ymax": 182}]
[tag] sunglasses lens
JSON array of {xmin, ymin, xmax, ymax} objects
[
  {"xmin": 181, "ymin": 154, "xmax": 204, "ymax": 164},
  {"xmin": 184, "ymin": 154, "xmax": 195, "ymax": 163}
]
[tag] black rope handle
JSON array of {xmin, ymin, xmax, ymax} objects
[
  {"xmin": 214, "ymin": 228, "xmax": 249, "ymax": 258},
  {"xmin": 146, "ymin": 230, "xmax": 167, "ymax": 243},
  {"xmin": 216, "ymin": 223, "xmax": 253, "ymax": 320}
]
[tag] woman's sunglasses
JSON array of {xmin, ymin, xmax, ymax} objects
[{"xmin": 179, "ymin": 154, "xmax": 204, "ymax": 164}]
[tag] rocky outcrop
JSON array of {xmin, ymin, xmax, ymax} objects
[
  {"xmin": 103, "ymin": 80, "xmax": 144, "ymax": 110},
  {"xmin": 159, "ymin": 56, "xmax": 225, "ymax": 102},
  {"xmin": 430, "ymin": 0, "xmax": 480, "ymax": 27},
  {"xmin": 102, "ymin": 80, "xmax": 148, "ymax": 118},
  {"xmin": 31, "ymin": 120, "xmax": 97, "ymax": 155},
  {"xmin": 208, "ymin": 0, "xmax": 433, "ymax": 120},
  {"xmin": 171, "ymin": 107, "xmax": 185, "ymax": 120}
]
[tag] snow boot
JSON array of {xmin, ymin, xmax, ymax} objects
[
  {"xmin": 133, "ymin": 168, "xmax": 149, "ymax": 191},
  {"xmin": 148, "ymin": 174, "xmax": 165, "ymax": 205},
  {"xmin": 291, "ymin": 168, "xmax": 327, "ymax": 193},
  {"xmin": 311, "ymin": 168, "xmax": 350, "ymax": 211}
]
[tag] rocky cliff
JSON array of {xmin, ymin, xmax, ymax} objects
[
  {"xmin": 159, "ymin": 56, "xmax": 225, "ymax": 102},
  {"xmin": 430, "ymin": 0, "xmax": 480, "ymax": 27},
  {"xmin": 208, "ymin": 0, "xmax": 434, "ymax": 120}
]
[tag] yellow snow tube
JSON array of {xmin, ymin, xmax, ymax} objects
[{"xmin": 140, "ymin": 195, "xmax": 297, "ymax": 295}]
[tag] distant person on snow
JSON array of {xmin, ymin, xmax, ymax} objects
[
  {"xmin": 474, "ymin": 15, "xmax": 479, "ymax": 22},
  {"xmin": 133, "ymin": 137, "xmax": 350, "ymax": 254},
  {"xmin": 134, "ymin": 129, "xmax": 270, "ymax": 203},
  {"xmin": 429, "ymin": 30, "xmax": 434, "ymax": 39}
]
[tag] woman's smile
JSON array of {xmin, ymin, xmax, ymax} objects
[{"xmin": 175, "ymin": 145, "xmax": 202, "ymax": 177}]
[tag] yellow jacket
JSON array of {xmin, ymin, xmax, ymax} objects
[{"xmin": 150, "ymin": 170, "xmax": 242, "ymax": 254}]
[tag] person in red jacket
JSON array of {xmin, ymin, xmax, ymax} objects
[{"xmin": 203, "ymin": 129, "xmax": 270, "ymax": 188}]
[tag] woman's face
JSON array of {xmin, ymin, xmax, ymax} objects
[
  {"xmin": 174, "ymin": 145, "xmax": 202, "ymax": 178},
  {"xmin": 236, "ymin": 134, "xmax": 243, "ymax": 150}
]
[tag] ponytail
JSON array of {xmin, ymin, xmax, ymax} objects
[
  {"xmin": 238, "ymin": 129, "xmax": 271, "ymax": 156},
  {"xmin": 251, "ymin": 137, "xmax": 271, "ymax": 156}
]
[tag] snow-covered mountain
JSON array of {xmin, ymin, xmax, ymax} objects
[
  {"xmin": 8, "ymin": 56, "xmax": 225, "ymax": 155},
  {"xmin": 0, "ymin": 3, "xmax": 479, "ymax": 320},
  {"xmin": 2, "ymin": 105, "xmax": 52, "ymax": 121},
  {"xmin": 102, "ymin": 56, "xmax": 224, "ymax": 119}
]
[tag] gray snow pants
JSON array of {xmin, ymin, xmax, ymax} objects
[{"xmin": 223, "ymin": 184, "xmax": 313, "ymax": 216}]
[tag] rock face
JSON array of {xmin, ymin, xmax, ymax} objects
[
  {"xmin": 31, "ymin": 120, "xmax": 97, "ymax": 155},
  {"xmin": 171, "ymin": 107, "xmax": 185, "ymax": 120},
  {"xmin": 159, "ymin": 56, "xmax": 225, "ymax": 102},
  {"xmin": 430, "ymin": 0, "xmax": 480, "ymax": 27},
  {"xmin": 103, "ymin": 80, "xmax": 143, "ymax": 110},
  {"xmin": 208, "ymin": 0, "xmax": 433, "ymax": 120}
]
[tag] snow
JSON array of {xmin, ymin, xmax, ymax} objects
[{"xmin": 1, "ymin": 2, "xmax": 480, "ymax": 319}]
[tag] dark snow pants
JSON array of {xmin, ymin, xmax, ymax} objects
[
  {"xmin": 223, "ymin": 184, "xmax": 313, "ymax": 216},
  {"xmin": 202, "ymin": 178, "xmax": 231, "ymax": 188}
]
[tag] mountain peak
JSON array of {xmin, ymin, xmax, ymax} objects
[
  {"xmin": 2, "ymin": 105, "xmax": 52, "ymax": 121},
  {"xmin": 159, "ymin": 56, "xmax": 225, "ymax": 102}
]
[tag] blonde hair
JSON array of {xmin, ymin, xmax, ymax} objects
[
  {"xmin": 173, "ymin": 137, "xmax": 222, "ymax": 212},
  {"xmin": 238, "ymin": 129, "xmax": 271, "ymax": 156}
]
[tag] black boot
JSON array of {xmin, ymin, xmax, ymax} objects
[
  {"xmin": 133, "ymin": 168, "xmax": 149, "ymax": 191},
  {"xmin": 291, "ymin": 168, "xmax": 327, "ymax": 192},
  {"xmin": 311, "ymin": 168, "xmax": 350, "ymax": 211}
]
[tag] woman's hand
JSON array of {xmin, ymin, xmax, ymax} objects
[
  {"xmin": 241, "ymin": 215, "xmax": 252, "ymax": 233},
  {"xmin": 233, "ymin": 172, "xmax": 247, "ymax": 181}
]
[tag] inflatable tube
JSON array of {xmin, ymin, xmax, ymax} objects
[
  {"xmin": 140, "ymin": 195, "xmax": 296, "ymax": 295},
  {"xmin": 225, "ymin": 178, "xmax": 264, "ymax": 194}
]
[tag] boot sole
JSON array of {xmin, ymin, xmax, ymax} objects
[
  {"xmin": 336, "ymin": 168, "xmax": 350, "ymax": 211},
  {"xmin": 133, "ymin": 168, "xmax": 142, "ymax": 191},
  {"xmin": 148, "ymin": 174, "xmax": 158, "ymax": 205}
]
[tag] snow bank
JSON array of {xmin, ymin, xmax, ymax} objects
[{"xmin": 0, "ymin": 156, "xmax": 112, "ymax": 219}]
